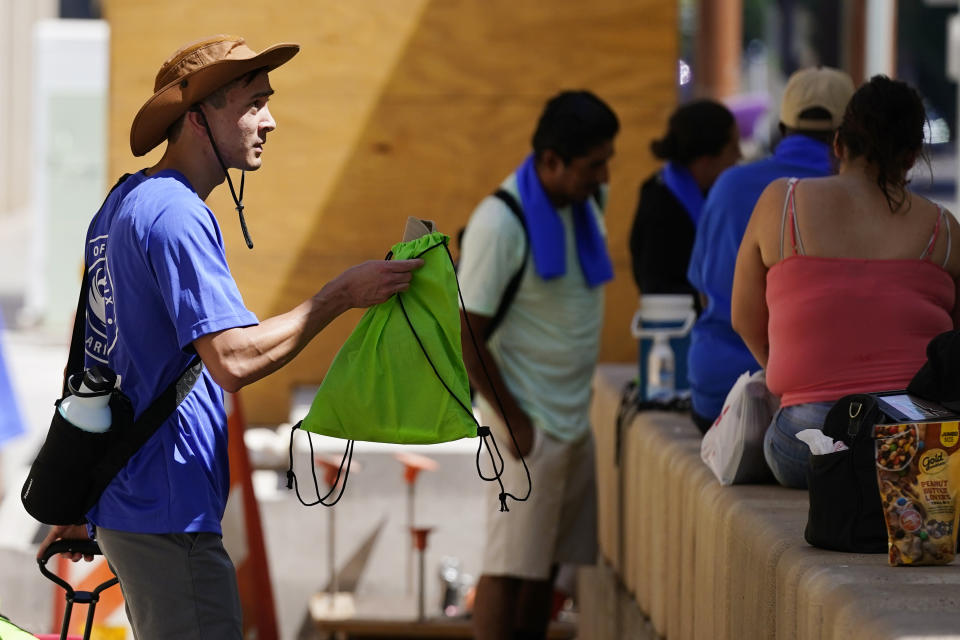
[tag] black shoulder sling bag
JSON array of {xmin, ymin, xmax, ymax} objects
[{"xmin": 21, "ymin": 174, "xmax": 204, "ymax": 526}]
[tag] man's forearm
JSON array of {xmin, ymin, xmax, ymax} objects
[
  {"xmin": 194, "ymin": 285, "xmax": 349, "ymax": 392},
  {"xmin": 460, "ymin": 313, "xmax": 527, "ymax": 426},
  {"xmin": 194, "ymin": 258, "xmax": 423, "ymax": 392}
]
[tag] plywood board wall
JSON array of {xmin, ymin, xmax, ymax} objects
[{"xmin": 103, "ymin": 0, "xmax": 678, "ymax": 424}]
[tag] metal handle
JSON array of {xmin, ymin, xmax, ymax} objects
[
  {"xmin": 38, "ymin": 539, "xmax": 118, "ymax": 599},
  {"xmin": 39, "ymin": 539, "xmax": 103, "ymax": 565}
]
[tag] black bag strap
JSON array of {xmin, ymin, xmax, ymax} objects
[
  {"xmin": 63, "ymin": 173, "xmax": 133, "ymax": 397},
  {"xmin": 485, "ymin": 189, "xmax": 529, "ymax": 340},
  {"xmin": 822, "ymin": 394, "xmax": 884, "ymax": 446},
  {"xmin": 64, "ymin": 264, "xmax": 92, "ymax": 398},
  {"xmin": 91, "ymin": 356, "xmax": 204, "ymax": 492}
]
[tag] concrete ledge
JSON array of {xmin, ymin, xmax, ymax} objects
[{"xmin": 585, "ymin": 364, "xmax": 960, "ymax": 640}]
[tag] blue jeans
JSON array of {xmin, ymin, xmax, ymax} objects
[{"xmin": 763, "ymin": 401, "xmax": 833, "ymax": 489}]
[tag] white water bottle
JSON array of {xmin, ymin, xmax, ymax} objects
[
  {"xmin": 58, "ymin": 366, "xmax": 116, "ymax": 433},
  {"xmin": 646, "ymin": 334, "xmax": 676, "ymax": 401}
]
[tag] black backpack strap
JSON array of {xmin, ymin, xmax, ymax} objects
[
  {"xmin": 485, "ymin": 189, "xmax": 529, "ymax": 340},
  {"xmin": 63, "ymin": 173, "xmax": 134, "ymax": 397}
]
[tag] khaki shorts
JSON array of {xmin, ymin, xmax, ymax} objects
[{"xmin": 480, "ymin": 411, "xmax": 598, "ymax": 580}]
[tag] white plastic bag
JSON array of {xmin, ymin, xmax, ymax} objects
[{"xmin": 700, "ymin": 369, "xmax": 779, "ymax": 485}]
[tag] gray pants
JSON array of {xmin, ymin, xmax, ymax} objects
[{"xmin": 96, "ymin": 528, "xmax": 242, "ymax": 640}]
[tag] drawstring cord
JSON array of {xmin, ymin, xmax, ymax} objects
[
  {"xmin": 286, "ymin": 421, "xmax": 354, "ymax": 507},
  {"xmin": 197, "ymin": 110, "xmax": 253, "ymax": 249},
  {"xmin": 392, "ymin": 241, "xmax": 532, "ymax": 512}
]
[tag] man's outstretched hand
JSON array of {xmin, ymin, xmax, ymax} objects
[{"xmin": 327, "ymin": 259, "xmax": 425, "ymax": 310}]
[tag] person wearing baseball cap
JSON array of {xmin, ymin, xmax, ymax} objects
[
  {"xmin": 686, "ymin": 67, "xmax": 855, "ymax": 433},
  {"xmin": 37, "ymin": 35, "xmax": 422, "ymax": 638}
]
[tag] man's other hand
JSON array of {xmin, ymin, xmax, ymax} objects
[
  {"xmin": 503, "ymin": 411, "xmax": 534, "ymax": 460},
  {"xmin": 36, "ymin": 524, "xmax": 94, "ymax": 563}
]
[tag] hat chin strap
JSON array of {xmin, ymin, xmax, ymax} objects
[{"xmin": 198, "ymin": 111, "xmax": 254, "ymax": 249}]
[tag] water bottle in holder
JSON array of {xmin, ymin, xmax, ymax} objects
[
  {"xmin": 58, "ymin": 366, "xmax": 117, "ymax": 433},
  {"xmin": 646, "ymin": 333, "xmax": 676, "ymax": 401},
  {"xmin": 630, "ymin": 294, "xmax": 696, "ymax": 402}
]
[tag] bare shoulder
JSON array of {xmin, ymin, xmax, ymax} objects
[
  {"xmin": 923, "ymin": 196, "xmax": 960, "ymax": 278},
  {"xmin": 748, "ymin": 178, "xmax": 787, "ymax": 227},
  {"xmin": 756, "ymin": 177, "xmax": 793, "ymax": 208},
  {"xmin": 750, "ymin": 177, "xmax": 799, "ymax": 234}
]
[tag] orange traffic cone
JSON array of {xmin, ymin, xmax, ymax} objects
[{"xmin": 223, "ymin": 392, "xmax": 279, "ymax": 640}]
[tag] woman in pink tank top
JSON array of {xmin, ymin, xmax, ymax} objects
[{"xmin": 731, "ymin": 76, "xmax": 960, "ymax": 488}]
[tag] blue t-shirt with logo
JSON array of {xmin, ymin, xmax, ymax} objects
[
  {"xmin": 83, "ymin": 169, "xmax": 258, "ymax": 534},
  {"xmin": 686, "ymin": 135, "xmax": 832, "ymax": 421}
]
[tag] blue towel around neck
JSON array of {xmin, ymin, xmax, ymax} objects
[
  {"xmin": 514, "ymin": 154, "xmax": 613, "ymax": 287},
  {"xmin": 661, "ymin": 161, "xmax": 705, "ymax": 226}
]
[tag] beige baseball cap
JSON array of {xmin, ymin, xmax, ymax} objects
[{"xmin": 779, "ymin": 67, "xmax": 855, "ymax": 131}]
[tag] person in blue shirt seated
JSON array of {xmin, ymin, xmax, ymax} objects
[
  {"xmin": 686, "ymin": 67, "xmax": 854, "ymax": 433},
  {"xmin": 35, "ymin": 35, "xmax": 422, "ymax": 639}
]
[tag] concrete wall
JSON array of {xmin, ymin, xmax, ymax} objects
[
  {"xmin": 586, "ymin": 364, "xmax": 960, "ymax": 640},
  {"xmin": 101, "ymin": 0, "xmax": 678, "ymax": 423},
  {"xmin": 0, "ymin": 0, "xmax": 57, "ymax": 217}
]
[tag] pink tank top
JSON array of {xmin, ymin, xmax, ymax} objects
[{"xmin": 765, "ymin": 179, "xmax": 955, "ymax": 407}]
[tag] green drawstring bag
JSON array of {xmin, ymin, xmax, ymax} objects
[
  {"xmin": 0, "ymin": 613, "xmax": 37, "ymax": 640},
  {"xmin": 286, "ymin": 220, "xmax": 530, "ymax": 510},
  {"xmin": 303, "ymin": 229, "xmax": 476, "ymax": 444}
]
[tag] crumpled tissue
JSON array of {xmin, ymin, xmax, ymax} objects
[{"xmin": 795, "ymin": 429, "xmax": 849, "ymax": 455}]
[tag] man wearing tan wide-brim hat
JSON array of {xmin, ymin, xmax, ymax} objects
[{"xmin": 37, "ymin": 35, "xmax": 422, "ymax": 639}]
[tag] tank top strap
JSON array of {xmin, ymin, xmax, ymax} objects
[
  {"xmin": 779, "ymin": 178, "xmax": 803, "ymax": 260},
  {"xmin": 943, "ymin": 208, "xmax": 953, "ymax": 268},
  {"xmin": 921, "ymin": 206, "xmax": 945, "ymax": 262}
]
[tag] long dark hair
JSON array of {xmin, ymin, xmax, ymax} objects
[
  {"xmin": 650, "ymin": 99, "xmax": 736, "ymax": 165},
  {"xmin": 836, "ymin": 75, "xmax": 927, "ymax": 212}
]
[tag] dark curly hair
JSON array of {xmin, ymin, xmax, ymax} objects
[
  {"xmin": 836, "ymin": 75, "xmax": 927, "ymax": 212},
  {"xmin": 650, "ymin": 99, "xmax": 736, "ymax": 165}
]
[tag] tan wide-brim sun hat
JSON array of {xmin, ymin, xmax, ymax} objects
[{"xmin": 130, "ymin": 35, "xmax": 300, "ymax": 157}]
